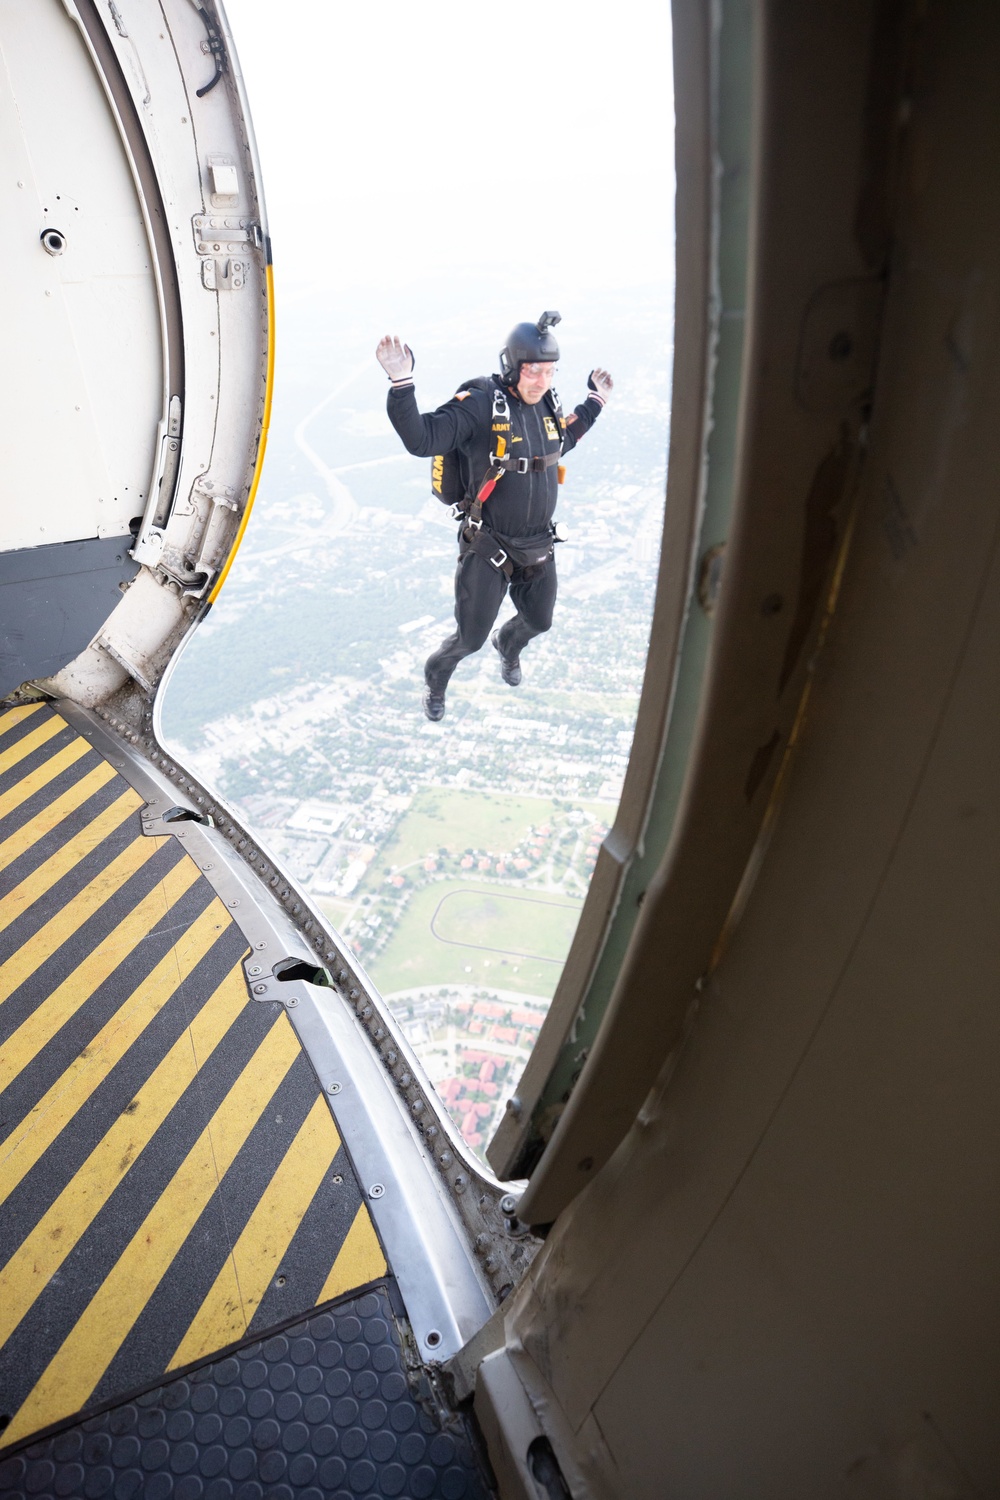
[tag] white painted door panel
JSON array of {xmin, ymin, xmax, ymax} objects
[{"xmin": 0, "ymin": 0, "xmax": 161, "ymax": 551}]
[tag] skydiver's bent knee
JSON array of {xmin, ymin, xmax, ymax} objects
[{"xmin": 516, "ymin": 599, "xmax": 555, "ymax": 636}]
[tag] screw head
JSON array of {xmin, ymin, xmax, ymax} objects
[
  {"xmin": 499, "ymin": 1194, "xmax": 519, "ymax": 1216},
  {"xmin": 425, "ymin": 1330, "xmax": 442, "ymax": 1350},
  {"xmin": 327, "ymin": 1082, "xmax": 342, "ymax": 1095},
  {"xmin": 253, "ymin": 984, "xmax": 267, "ymax": 995},
  {"xmin": 286, "ymin": 996, "xmax": 299, "ymax": 1008},
  {"xmin": 368, "ymin": 1183, "xmax": 385, "ymax": 1199},
  {"xmin": 248, "ymin": 965, "xmax": 262, "ymax": 976},
  {"xmin": 228, "ymin": 899, "xmax": 240, "ymax": 908}
]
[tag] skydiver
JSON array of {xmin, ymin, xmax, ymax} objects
[{"xmin": 377, "ymin": 314, "xmax": 613, "ymax": 721}]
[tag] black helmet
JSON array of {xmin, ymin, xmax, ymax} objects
[{"xmin": 499, "ymin": 310, "xmax": 561, "ymax": 382}]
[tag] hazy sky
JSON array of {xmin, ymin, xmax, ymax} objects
[{"xmin": 224, "ymin": 0, "xmax": 674, "ymax": 295}]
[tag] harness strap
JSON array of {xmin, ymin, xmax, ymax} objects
[
  {"xmin": 462, "ymin": 463, "xmax": 507, "ymax": 529},
  {"xmin": 453, "ymin": 383, "xmax": 562, "ymax": 527},
  {"xmin": 462, "ymin": 524, "xmax": 514, "ymax": 577},
  {"xmin": 493, "ymin": 451, "xmax": 561, "ymax": 474}
]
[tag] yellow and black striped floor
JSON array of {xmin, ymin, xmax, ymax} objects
[{"xmin": 0, "ymin": 701, "xmax": 386, "ymax": 1452}]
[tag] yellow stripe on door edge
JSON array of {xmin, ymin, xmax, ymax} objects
[{"xmin": 1, "ymin": 1011, "xmax": 302, "ymax": 1447}]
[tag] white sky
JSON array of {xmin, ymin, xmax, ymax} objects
[{"xmin": 223, "ymin": 0, "xmax": 674, "ymax": 294}]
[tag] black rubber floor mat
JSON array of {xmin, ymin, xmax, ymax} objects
[{"xmin": 0, "ymin": 1284, "xmax": 494, "ymax": 1499}]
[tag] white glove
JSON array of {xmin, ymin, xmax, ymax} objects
[
  {"xmin": 376, "ymin": 335, "xmax": 415, "ymax": 381},
  {"xmin": 587, "ymin": 368, "xmax": 614, "ymax": 402}
]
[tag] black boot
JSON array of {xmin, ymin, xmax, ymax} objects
[
  {"xmin": 422, "ymin": 686, "xmax": 446, "ymax": 721},
  {"xmin": 491, "ymin": 630, "xmax": 522, "ymax": 687}
]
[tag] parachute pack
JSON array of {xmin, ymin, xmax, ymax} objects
[{"xmin": 430, "ymin": 379, "xmax": 505, "ymax": 507}]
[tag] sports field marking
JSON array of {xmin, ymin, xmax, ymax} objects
[
  {"xmin": 370, "ymin": 878, "xmax": 580, "ymax": 998},
  {"xmin": 430, "ymin": 888, "xmax": 580, "ymax": 963}
]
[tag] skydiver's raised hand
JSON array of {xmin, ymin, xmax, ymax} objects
[
  {"xmin": 587, "ymin": 368, "xmax": 614, "ymax": 402},
  {"xmin": 376, "ymin": 335, "xmax": 415, "ymax": 382}
]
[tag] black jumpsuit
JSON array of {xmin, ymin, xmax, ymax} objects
[{"xmin": 387, "ymin": 377, "xmax": 603, "ymax": 693}]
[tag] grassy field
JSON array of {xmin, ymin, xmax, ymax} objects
[
  {"xmin": 370, "ymin": 787, "xmax": 562, "ymax": 876},
  {"xmin": 432, "ymin": 889, "xmax": 580, "ymax": 960},
  {"xmin": 372, "ymin": 879, "xmax": 582, "ymax": 998}
]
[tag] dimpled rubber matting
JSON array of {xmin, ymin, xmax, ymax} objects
[{"xmin": 0, "ymin": 1286, "xmax": 493, "ymax": 1500}]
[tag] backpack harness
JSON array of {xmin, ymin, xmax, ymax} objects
[{"xmin": 431, "ymin": 380, "xmax": 565, "ymax": 579}]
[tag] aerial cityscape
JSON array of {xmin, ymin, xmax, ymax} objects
[{"xmin": 163, "ymin": 280, "xmax": 671, "ymax": 1158}]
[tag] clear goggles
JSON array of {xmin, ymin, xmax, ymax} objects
[{"xmin": 520, "ymin": 361, "xmax": 556, "ymax": 378}]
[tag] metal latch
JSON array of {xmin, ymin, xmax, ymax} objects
[
  {"xmin": 201, "ymin": 258, "xmax": 247, "ymax": 291},
  {"xmin": 193, "ymin": 216, "xmax": 258, "ymax": 293},
  {"xmin": 132, "ymin": 395, "xmax": 182, "ymax": 562}
]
